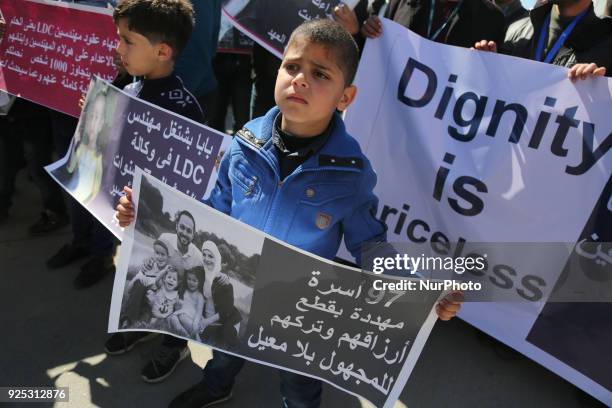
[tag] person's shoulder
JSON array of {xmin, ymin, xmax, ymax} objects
[
  {"xmin": 167, "ymin": 74, "xmax": 206, "ymax": 123},
  {"xmin": 235, "ymin": 106, "xmax": 279, "ymax": 149},
  {"xmin": 324, "ymin": 113, "xmax": 368, "ymax": 160}
]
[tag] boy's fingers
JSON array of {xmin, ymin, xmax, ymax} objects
[
  {"xmin": 436, "ymin": 304, "xmax": 456, "ymax": 321},
  {"xmin": 118, "ymin": 197, "xmax": 133, "ymax": 209},
  {"xmin": 116, "ymin": 205, "xmax": 134, "ymax": 218},
  {"xmin": 445, "ymin": 291, "xmax": 465, "ymax": 303},
  {"xmin": 438, "ymin": 300, "xmax": 462, "ymax": 313}
]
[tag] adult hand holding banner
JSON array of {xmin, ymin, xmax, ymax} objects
[
  {"xmin": 343, "ymin": 19, "xmax": 611, "ymax": 405},
  {"xmin": 0, "ymin": 0, "xmax": 118, "ymax": 116},
  {"xmin": 109, "ymin": 168, "xmax": 444, "ymax": 408},
  {"xmin": 45, "ymin": 77, "xmax": 229, "ymax": 238}
]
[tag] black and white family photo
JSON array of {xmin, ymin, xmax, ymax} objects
[{"xmin": 118, "ymin": 174, "xmax": 263, "ymax": 350}]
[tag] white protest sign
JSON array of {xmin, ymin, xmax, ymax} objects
[{"xmin": 343, "ymin": 19, "xmax": 612, "ymax": 405}]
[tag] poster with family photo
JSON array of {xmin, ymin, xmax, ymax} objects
[
  {"xmin": 112, "ymin": 170, "xmax": 262, "ymax": 349},
  {"xmin": 109, "ymin": 169, "xmax": 445, "ymax": 408},
  {"xmin": 45, "ymin": 77, "xmax": 229, "ymax": 239}
]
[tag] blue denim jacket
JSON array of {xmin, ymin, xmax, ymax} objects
[{"xmin": 206, "ymin": 107, "xmax": 387, "ymax": 263}]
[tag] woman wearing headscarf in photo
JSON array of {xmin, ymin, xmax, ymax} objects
[{"xmin": 198, "ymin": 240, "xmax": 241, "ymax": 348}]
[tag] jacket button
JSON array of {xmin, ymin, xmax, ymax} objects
[{"xmin": 306, "ymin": 188, "xmax": 315, "ymax": 198}]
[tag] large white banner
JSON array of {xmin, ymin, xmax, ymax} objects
[{"xmin": 343, "ymin": 19, "xmax": 612, "ymax": 405}]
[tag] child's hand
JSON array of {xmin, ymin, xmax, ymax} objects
[
  {"xmin": 78, "ymin": 92, "xmax": 86, "ymax": 110},
  {"xmin": 436, "ymin": 291, "xmax": 464, "ymax": 321},
  {"xmin": 115, "ymin": 186, "xmax": 135, "ymax": 227}
]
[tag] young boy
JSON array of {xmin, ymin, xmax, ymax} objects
[
  {"xmin": 104, "ymin": 0, "xmax": 205, "ymax": 383},
  {"xmin": 117, "ymin": 19, "xmax": 462, "ymax": 408}
]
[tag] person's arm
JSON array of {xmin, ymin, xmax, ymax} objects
[
  {"xmin": 203, "ymin": 137, "xmax": 238, "ymax": 213},
  {"xmin": 342, "ymin": 160, "xmax": 388, "ymax": 265}
]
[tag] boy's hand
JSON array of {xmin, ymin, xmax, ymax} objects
[
  {"xmin": 436, "ymin": 291, "xmax": 464, "ymax": 321},
  {"xmin": 568, "ymin": 63, "xmax": 606, "ymax": 82},
  {"xmin": 361, "ymin": 15, "xmax": 383, "ymax": 38},
  {"xmin": 333, "ymin": 4, "xmax": 360, "ymax": 35},
  {"xmin": 473, "ymin": 40, "xmax": 497, "ymax": 53},
  {"xmin": 116, "ymin": 186, "xmax": 135, "ymax": 227}
]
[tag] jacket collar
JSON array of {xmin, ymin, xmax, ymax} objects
[{"xmin": 240, "ymin": 106, "xmax": 365, "ymax": 172}]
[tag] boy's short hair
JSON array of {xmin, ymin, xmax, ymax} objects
[
  {"xmin": 286, "ymin": 19, "xmax": 360, "ymax": 86},
  {"xmin": 113, "ymin": 0, "xmax": 194, "ymax": 59}
]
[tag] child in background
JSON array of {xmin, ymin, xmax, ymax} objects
[{"xmin": 104, "ymin": 0, "xmax": 206, "ymax": 383}]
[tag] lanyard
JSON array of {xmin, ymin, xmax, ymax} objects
[
  {"xmin": 427, "ymin": 0, "xmax": 464, "ymax": 41},
  {"xmin": 535, "ymin": 9, "xmax": 588, "ymax": 63}
]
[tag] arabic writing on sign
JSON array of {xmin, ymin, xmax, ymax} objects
[
  {"xmin": 2, "ymin": 15, "xmax": 117, "ymax": 93},
  {"xmin": 0, "ymin": 0, "xmax": 118, "ymax": 116},
  {"xmin": 108, "ymin": 101, "xmax": 222, "ymax": 203},
  {"xmin": 246, "ymin": 268, "xmax": 416, "ymax": 398}
]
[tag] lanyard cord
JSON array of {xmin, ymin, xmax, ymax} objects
[
  {"xmin": 535, "ymin": 9, "xmax": 588, "ymax": 63},
  {"xmin": 427, "ymin": 0, "xmax": 464, "ymax": 41}
]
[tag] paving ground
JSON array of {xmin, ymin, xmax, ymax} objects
[{"xmin": 0, "ymin": 172, "xmax": 607, "ymax": 408}]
